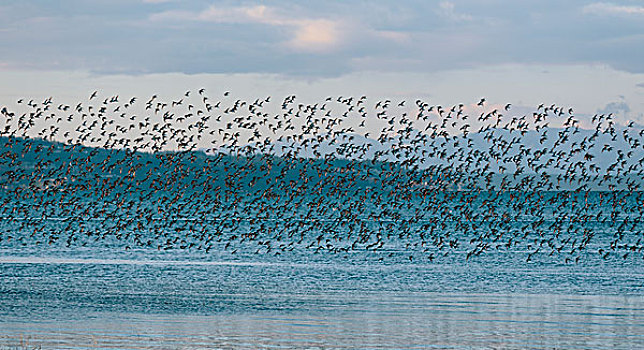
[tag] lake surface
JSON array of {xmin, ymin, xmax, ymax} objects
[
  {"xmin": 1, "ymin": 187, "xmax": 643, "ymax": 349},
  {"xmin": 1, "ymin": 238, "xmax": 643, "ymax": 349}
]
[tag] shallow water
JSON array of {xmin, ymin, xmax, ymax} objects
[
  {"xmin": 1, "ymin": 189, "xmax": 643, "ymax": 349},
  {"xmin": 1, "ymin": 243, "xmax": 643, "ymax": 350},
  {"xmin": 2, "ymin": 294, "xmax": 644, "ymax": 350}
]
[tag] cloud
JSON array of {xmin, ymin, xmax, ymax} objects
[
  {"xmin": 196, "ymin": 4, "xmax": 272, "ymax": 23},
  {"xmin": 597, "ymin": 101, "xmax": 631, "ymax": 115},
  {"xmin": 637, "ymin": 82, "xmax": 644, "ymax": 88},
  {"xmin": 3, "ymin": 1, "xmax": 644, "ymax": 78},
  {"xmin": 374, "ymin": 30, "xmax": 410, "ymax": 44},
  {"xmin": 142, "ymin": 0, "xmax": 175, "ymax": 4},
  {"xmin": 437, "ymin": 1, "xmax": 473, "ymax": 21},
  {"xmin": 150, "ymin": 5, "xmax": 344, "ymax": 53},
  {"xmin": 288, "ymin": 19, "xmax": 340, "ymax": 52},
  {"xmin": 583, "ymin": 2, "xmax": 644, "ymax": 16}
]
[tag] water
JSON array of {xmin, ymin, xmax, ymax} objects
[
  {"xmin": 2, "ymin": 295, "xmax": 643, "ymax": 349},
  {"xmin": 3, "ymin": 83, "xmax": 644, "ymax": 348},
  {"xmin": 1, "ymin": 187, "xmax": 643, "ymax": 349},
  {"xmin": 1, "ymin": 237, "xmax": 643, "ymax": 349}
]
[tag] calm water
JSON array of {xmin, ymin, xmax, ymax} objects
[
  {"xmin": 1, "ymin": 193, "xmax": 644, "ymax": 349},
  {"xmin": 1, "ymin": 243, "xmax": 643, "ymax": 349}
]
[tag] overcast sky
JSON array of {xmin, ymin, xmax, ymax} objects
[{"xmin": 1, "ymin": 0, "xmax": 644, "ymax": 122}]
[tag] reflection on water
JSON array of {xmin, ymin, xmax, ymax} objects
[
  {"xmin": 1, "ymin": 294, "xmax": 644, "ymax": 349},
  {"xmin": 1, "ymin": 248, "xmax": 643, "ymax": 349}
]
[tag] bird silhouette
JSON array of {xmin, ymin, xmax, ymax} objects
[{"xmin": 0, "ymin": 92, "xmax": 641, "ymax": 263}]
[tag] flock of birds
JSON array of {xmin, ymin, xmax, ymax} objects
[{"xmin": 0, "ymin": 89, "xmax": 643, "ymax": 262}]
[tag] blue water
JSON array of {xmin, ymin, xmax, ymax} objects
[{"xmin": 1, "ymin": 192, "xmax": 643, "ymax": 349}]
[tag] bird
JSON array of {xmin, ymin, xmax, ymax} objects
[{"xmin": 0, "ymin": 91, "xmax": 641, "ymax": 265}]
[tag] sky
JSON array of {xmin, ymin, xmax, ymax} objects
[{"xmin": 1, "ymin": 0, "xmax": 644, "ymax": 124}]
